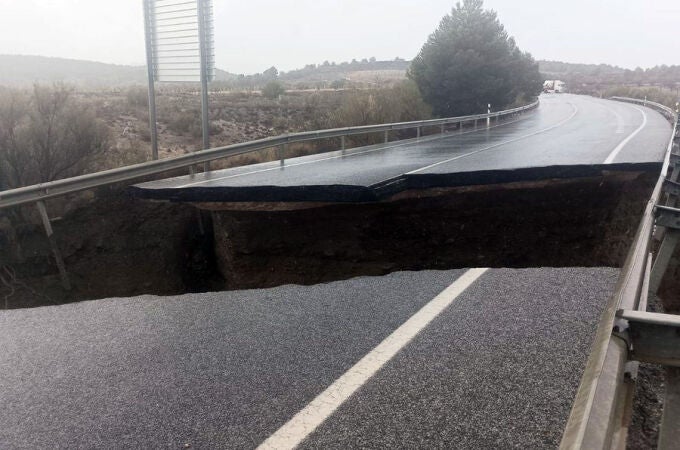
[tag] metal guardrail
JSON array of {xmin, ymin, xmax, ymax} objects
[
  {"xmin": 0, "ymin": 101, "xmax": 539, "ymax": 210},
  {"xmin": 560, "ymin": 97, "xmax": 679, "ymax": 449},
  {"xmin": 610, "ymin": 96, "xmax": 677, "ymax": 121}
]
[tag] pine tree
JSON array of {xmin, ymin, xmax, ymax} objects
[{"xmin": 409, "ymin": 0, "xmax": 542, "ymax": 117}]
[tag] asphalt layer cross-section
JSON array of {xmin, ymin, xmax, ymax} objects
[
  {"xmin": 0, "ymin": 268, "xmax": 618, "ymax": 449},
  {"xmin": 130, "ymin": 94, "xmax": 671, "ymax": 203}
]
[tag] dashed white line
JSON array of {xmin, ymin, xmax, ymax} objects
[
  {"xmin": 407, "ymin": 102, "xmax": 579, "ymax": 174},
  {"xmin": 603, "ymin": 106, "xmax": 648, "ymax": 164},
  {"xmin": 256, "ymin": 268, "xmax": 489, "ymax": 450}
]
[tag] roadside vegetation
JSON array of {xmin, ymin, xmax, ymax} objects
[
  {"xmin": 602, "ymin": 86, "xmax": 679, "ymax": 111},
  {"xmin": 0, "ymin": 84, "xmax": 109, "ymax": 190}
]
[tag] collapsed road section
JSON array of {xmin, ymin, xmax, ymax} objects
[{"xmin": 0, "ymin": 267, "xmax": 618, "ymax": 448}]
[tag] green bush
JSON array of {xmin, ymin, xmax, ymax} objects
[{"xmin": 262, "ymin": 81, "xmax": 286, "ymax": 100}]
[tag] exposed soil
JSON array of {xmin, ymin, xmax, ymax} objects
[
  {"xmin": 210, "ymin": 171, "xmax": 657, "ymax": 290},
  {"xmin": 658, "ymin": 253, "xmax": 680, "ymax": 313},
  {"xmin": 0, "ymin": 169, "xmax": 663, "ymax": 311},
  {"xmin": 0, "ymin": 191, "xmax": 211, "ymax": 309}
]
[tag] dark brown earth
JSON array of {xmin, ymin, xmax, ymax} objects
[
  {"xmin": 209, "ymin": 171, "xmax": 657, "ymax": 290},
  {"xmin": 0, "ymin": 170, "xmax": 662, "ymax": 309},
  {"xmin": 0, "ymin": 192, "xmax": 204, "ymax": 309}
]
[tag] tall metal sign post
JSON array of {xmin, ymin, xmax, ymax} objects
[{"xmin": 143, "ymin": 0, "xmax": 215, "ymax": 164}]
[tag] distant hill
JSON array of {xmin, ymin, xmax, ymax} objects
[
  {"xmin": 280, "ymin": 59, "xmax": 410, "ymax": 86},
  {"xmin": 538, "ymin": 60, "xmax": 680, "ymax": 93},
  {"xmin": 9, "ymin": 55, "xmax": 675, "ymax": 94},
  {"xmin": 0, "ymin": 55, "xmax": 411, "ymax": 89},
  {"xmin": 0, "ymin": 55, "xmax": 234, "ymax": 87}
]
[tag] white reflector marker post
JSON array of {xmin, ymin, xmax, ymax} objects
[{"xmin": 258, "ymin": 268, "xmax": 489, "ymax": 450}]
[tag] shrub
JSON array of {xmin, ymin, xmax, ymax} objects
[
  {"xmin": 262, "ymin": 81, "xmax": 286, "ymax": 100},
  {"xmin": 0, "ymin": 84, "xmax": 110, "ymax": 188},
  {"xmin": 126, "ymin": 86, "xmax": 148, "ymax": 108},
  {"xmin": 603, "ymin": 86, "xmax": 680, "ymax": 111},
  {"xmin": 330, "ymin": 81, "xmax": 432, "ymax": 128}
]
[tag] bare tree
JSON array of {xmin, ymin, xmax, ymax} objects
[
  {"xmin": 0, "ymin": 83, "xmax": 109, "ymax": 189},
  {"xmin": 0, "ymin": 87, "xmax": 30, "ymax": 188}
]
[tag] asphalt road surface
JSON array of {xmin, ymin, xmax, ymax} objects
[
  {"xmin": 131, "ymin": 94, "xmax": 671, "ymax": 203},
  {"xmin": 1, "ymin": 267, "xmax": 619, "ymax": 449}
]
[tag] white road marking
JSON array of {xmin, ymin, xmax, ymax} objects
[
  {"xmin": 174, "ymin": 115, "xmax": 533, "ymax": 188},
  {"xmin": 580, "ymin": 96, "xmax": 625, "ymax": 134},
  {"xmin": 603, "ymin": 106, "xmax": 648, "ymax": 164},
  {"xmin": 257, "ymin": 268, "xmax": 489, "ymax": 450},
  {"xmin": 605, "ymin": 104, "xmax": 625, "ymax": 134},
  {"xmin": 407, "ymin": 102, "xmax": 579, "ymax": 174}
]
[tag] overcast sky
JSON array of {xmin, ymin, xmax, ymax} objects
[{"xmin": 0, "ymin": 0, "xmax": 679, "ymax": 74}]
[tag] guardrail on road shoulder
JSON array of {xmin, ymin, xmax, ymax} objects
[
  {"xmin": 0, "ymin": 101, "xmax": 539, "ymax": 210},
  {"xmin": 610, "ymin": 96, "xmax": 677, "ymax": 121},
  {"xmin": 560, "ymin": 97, "xmax": 679, "ymax": 449}
]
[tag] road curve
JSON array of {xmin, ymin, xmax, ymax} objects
[{"xmin": 131, "ymin": 94, "xmax": 671, "ymax": 203}]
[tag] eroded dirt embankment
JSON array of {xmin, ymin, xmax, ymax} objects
[
  {"xmin": 0, "ymin": 169, "xmax": 665, "ymax": 309},
  {"xmin": 209, "ymin": 171, "xmax": 657, "ymax": 291}
]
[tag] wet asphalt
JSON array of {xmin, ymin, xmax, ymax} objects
[
  {"xmin": 0, "ymin": 268, "xmax": 619, "ymax": 449},
  {"xmin": 131, "ymin": 94, "xmax": 671, "ymax": 203}
]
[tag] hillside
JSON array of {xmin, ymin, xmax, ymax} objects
[
  {"xmin": 538, "ymin": 60, "xmax": 680, "ymax": 93},
  {"xmin": 0, "ymin": 55, "xmax": 233, "ymax": 87},
  {"xmin": 280, "ymin": 59, "xmax": 410, "ymax": 87},
  {"xmin": 0, "ymin": 55, "xmax": 411, "ymax": 89}
]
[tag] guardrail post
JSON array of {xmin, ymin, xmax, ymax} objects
[
  {"xmin": 417, "ymin": 127, "xmax": 421, "ymax": 139},
  {"xmin": 384, "ymin": 130, "xmax": 389, "ymax": 144},
  {"xmin": 650, "ymin": 206, "xmax": 680, "ymax": 293},
  {"xmin": 474, "ymin": 119, "xmax": 478, "ymax": 130},
  {"xmin": 341, "ymin": 135, "xmax": 346, "ymax": 153},
  {"xmin": 440, "ymin": 124, "xmax": 445, "ymax": 135},
  {"xmin": 36, "ymin": 201, "xmax": 71, "ymax": 291},
  {"xmin": 487, "ymin": 104, "xmax": 491, "ymax": 128},
  {"xmin": 650, "ymin": 229, "xmax": 679, "ymax": 293}
]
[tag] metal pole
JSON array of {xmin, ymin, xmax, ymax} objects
[
  {"xmin": 341, "ymin": 135, "xmax": 346, "ymax": 153},
  {"xmin": 197, "ymin": 0, "xmax": 210, "ymax": 173},
  {"xmin": 36, "ymin": 201, "xmax": 71, "ymax": 291},
  {"xmin": 384, "ymin": 130, "xmax": 389, "ymax": 144},
  {"xmin": 417, "ymin": 127, "xmax": 421, "ymax": 139},
  {"xmin": 142, "ymin": 0, "xmax": 159, "ymax": 160}
]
